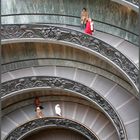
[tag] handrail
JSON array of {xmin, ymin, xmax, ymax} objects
[
  {"xmin": 1, "ymin": 13, "xmax": 138, "ymax": 36},
  {"xmin": 2, "ymin": 57, "xmax": 137, "ymax": 98},
  {"xmin": 4, "ymin": 117, "xmax": 99, "ymax": 140},
  {"xmin": 1, "ymin": 57, "xmax": 130, "ymax": 83},
  {"xmin": 111, "ymin": 0, "xmax": 139, "ymax": 7},
  {"xmin": 1, "ymin": 24, "xmax": 139, "ymax": 93},
  {"xmin": 126, "ymin": 0, "xmax": 139, "ymax": 6},
  {"xmin": 2, "ymin": 76, "xmax": 127, "ymax": 140}
]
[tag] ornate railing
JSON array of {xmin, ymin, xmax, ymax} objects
[
  {"xmin": 1, "ymin": 76, "xmax": 127, "ymax": 140},
  {"xmin": 112, "ymin": 0, "xmax": 139, "ymax": 7},
  {"xmin": 1, "ymin": 24, "xmax": 139, "ymax": 92},
  {"xmin": 126, "ymin": 0, "xmax": 139, "ymax": 6},
  {"xmin": 2, "ymin": 58, "xmax": 136, "ymax": 98},
  {"xmin": 1, "ymin": 13, "xmax": 139, "ymax": 46},
  {"xmin": 4, "ymin": 117, "xmax": 98, "ymax": 140}
]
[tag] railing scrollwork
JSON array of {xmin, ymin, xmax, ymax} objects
[
  {"xmin": 2, "ymin": 76, "xmax": 127, "ymax": 140},
  {"xmin": 1, "ymin": 24, "xmax": 139, "ymax": 93},
  {"xmin": 129, "ymin": 0, "xmax": 139, "ymax": 5},
  {"xmin": 4, "ymin": 117, "xmax": 98, "ymax": 140}
]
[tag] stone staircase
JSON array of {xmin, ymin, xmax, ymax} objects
[
  {"xmin": 2, "ymin": 101, "xmax": 118, "ymax": 140},
  {"xmin": 1, "ymin": 66, "xmax": 139, "ymax": 140}
]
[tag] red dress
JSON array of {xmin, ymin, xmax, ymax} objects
[
  {"xmin": 84, "ymin": 20, "xmax": 92, "ymax": 35},
  {"xmin": 34, "ymin": 97, "xmax": 40, "ymax": 107}
]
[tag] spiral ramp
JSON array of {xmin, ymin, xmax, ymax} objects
[
  {"xmin": 1, "ymin": 0, "xmax": 139, "ymax": 139},
  {"xmin": 2, "ymin": 99, "xmax": 119, "ymax": 140},
  {"xmin": 63, "ymin": 25, "xmax": 139, "ymax": 67},
  {"xmin": 1, "ymin": 64, "xmax": 139, "ymax": 140}
]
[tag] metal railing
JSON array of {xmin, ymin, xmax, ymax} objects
[
  {"xmin": 1, "ymin": 13, "xmax": 139, "ymax": 46},
  {"xmin": 126, "ymin": 0, "xmax": 139, "ymax": 6},
  {"xmin": 1, "ymin": 24, "xmax": 139, "ymax": 92},
  {"xmin": 2, "ymin": 77, "xmax": 127, "ymax": 140}
]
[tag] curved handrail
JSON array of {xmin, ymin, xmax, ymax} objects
[
  {"xmin": 2, "ymin": 58, "xmax": 136, "ymax": 98},
  {"xmin": 1, "ymin": 13, "xmax": 139, "ymax": 46},
  {"xmin": 1, "ymin": 76, "xmax": 127, "ymax": 140},
  {"xmin": 1, "ymin": 24, "xmax": 139, "ymax": 92},
  {"xmin": 4, "ymin": 117, "xmax": 99, "ymax": 140},
  {"xmin": 123, "ymin": 0, "xmax": 139, "ymax": 6},
  {"xmin": 1, "ymin": 13, "xmax": 138, "ymax": 36}
]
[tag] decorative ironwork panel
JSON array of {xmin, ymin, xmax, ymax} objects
[
  {"xmin": 1, "ymin": 24, "xmax": 139, "ymax": 91},
  {"xmin": 5, "ymin": 117, "xmax": 98, "ymax": 140},
  {"xmin": 2, "ymin": 76, "xmax": 127, "ymax": 140},
  {"xmin": 127, "ymin": 0, "xmax": 139, "ymax": 6}
]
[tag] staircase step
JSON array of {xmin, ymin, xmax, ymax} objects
[
  {"xmin": 106, "ymin": 85, "xmax": 133, "ymax": 108},
  {"xmin": 91, "ymin": 75, "xmax": 116, "ymax": 96},
  {"xmin": 75, "ymin": 69, "xmax": 96, "ymax": 86},
  {"xmin": 116, "ymin": 41, "xmax": 139, "ymax": 64}
]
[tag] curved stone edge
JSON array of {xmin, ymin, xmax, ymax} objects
[
  {"xmin": 2, "ymin": 76, "xmax": 127, "ymax": 140},
  {"xmin": 112, "ymin": 0, "xmax": 139, "ymax": 12},
  {"xmin": 4, "ymin": 117, "xmax": 98, "ymax": 140},
  {"xmin": 1, "ymin": 24, "xmax": 139, "ymax": 92},
  {"xmin": 1, "ymin": 58, "xmax": 137, "ymax": 97}
]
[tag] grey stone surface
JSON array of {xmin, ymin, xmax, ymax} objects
[
  {"xmin": 34, "ymin": 66, "xmax": 55, "ymax": 76},
  {"xmin": 7, "ymin": 109, "xmax": 28, "ymax": 125},
  {"xmin": 74, "ymin": 104, "xmax": 88, "ymax": 121},
  {"xmin": 1, "ymin": 117, "xmax": 17, "ymax": 133},
  {"xmin": 2, "ymin": 60, "xmax": 136, "ymax": 97},
  {"xmin": 116, "ymin": 40, "xmax": 139, "ymax": 64},
  {"xmin": 1, "ymin": 132, "xmax": 7, "ymax": 140},
  {"xmin": 107, "ymin": 132, "xmax": 119, "ymax": 140},
  {"xmin": 6, "ymin": 91, "xmax": 140, "ymax": 140},
  {"xmin": 98, "ymin": 123, "xmax": 116, "ymax": 139},
  {"xmin": 1, "ymin": 42, "xmax": 136, "ymax": 89},
  {"xmin": 106, "ymin": 85, "xmax": 134, "ymax": 108},
  {"xmin": 75, "ymin": 69, "xmax": 96, "ymax": 86},
  {"xmin": 56, "ymin": 67, "xmax": 75, "ymax": 80},
  {"xmin": 41, "ymin": 102, "xmax": 54, "ymax": 117},
  {"xmin": 11, "ymin": 68, "xmax": 34, "ymax": 78},
  {"xmin": 91, "ymin": 75, "xmax": 116, "ymax": 96},
  {"xmin": 118, "ymin": 99, "xmax": 139, "ymax": 122},
  {"xmin": 92, "ymin": 113, "xmax": 108, "ymax": 132},
  {"xmin": 63, "ymin": 102, "xmax": 77, "ymax": 118},
  {"xmin": 22, "ymin": 105, "xmax": 36, "ymax": 119},
  {"xmin": 2, "ymin": 72, "xmax": 14, "ymax": 82},
  {"xmin": 125, "ymin": 121, "xmax": 139, "ymax": 139},
  {"xmin": 1, "ymin": 25, "xmax": 138, "ymax": 93},
  {"xmin": 84, "ymin": 109, "xmax": 99, "ymax": 127},
  {"xmin": 94, "ymin": 31, "xmax": 125, "ymax": 47}
]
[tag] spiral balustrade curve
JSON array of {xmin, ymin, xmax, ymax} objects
[
  {"xmin": 1, "ymin": 24, "xmax": 139, "ymax": 94},
  {"xmin": 4, "ymin": 117, "xmax": 99, "ymax": 140},
  {"xmin": 1, "ymin": 76, "xmax": 127, "ymax": 140}
]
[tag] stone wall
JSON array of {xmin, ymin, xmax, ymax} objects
[
  {"xmin": 2, "ymin": 0, "xmax": 138, "ymax": 45},
  {"xmin": 1, "ymin": 42, "xmax": 130, "ymax": 81}
]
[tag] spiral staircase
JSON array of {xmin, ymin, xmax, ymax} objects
[{"xmin": 1, "ymin": 0, "xmax": 139, "ymax": 140}]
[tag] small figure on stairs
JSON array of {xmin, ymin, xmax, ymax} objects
[
  {"xmin": 55, "ymin": 104, "xmax": 62, "ymax": 116},
  {"xmin": 36, "ymin": 106, "xmax": 44, "ymax": 118},
  {"xmin": 84, "ymin": 17, "xmax": 94, "ymax": 35},
  {"xmin": 81, "ymin": 8, "xmax": 89, "ymax": 30},
  {"xmin": 34, "ymin": 97, "xmax": 44, "ymax": 118}
]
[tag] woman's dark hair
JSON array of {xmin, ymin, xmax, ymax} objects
[{"xmin": 83, "ymin": 8, "xmax": 87, "ymax": 11}]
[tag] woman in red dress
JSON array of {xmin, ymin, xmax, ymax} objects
[
  {"xmin": 34, "ymin": 97, "xmax": 40, "ymax": 107},
  {"xmin": 84, "ymin": 18, "xmax": 93, "ymax": 35},
  {"xmin": 34, "ymin": 97, "xmax": 43, "ymax": 109}
]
